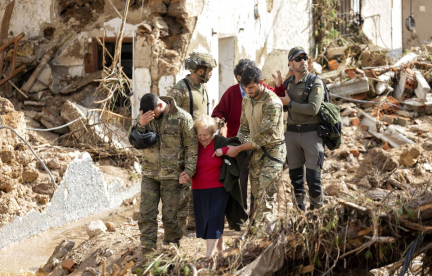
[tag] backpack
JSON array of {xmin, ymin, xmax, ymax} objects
[{"xmin": 284, "ymin": 73, "xmax": 343, "ymax": 150}]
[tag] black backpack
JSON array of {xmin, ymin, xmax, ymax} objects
[{"xmin": 284, "ymin": 74, "xmax": 343, "ymax": 150}]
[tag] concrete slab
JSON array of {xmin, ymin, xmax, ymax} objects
[
  {"xmin": 327, "ymin": 77, "xmax": 370, "ymax": 97},
  {"xmin": 413, "ymin": 69, "xmax": 431, "ymax": 101},
  {"xmin": 394, "ymin": 69, "xmax": 408, "ymax": 100},
  {"xmin": 360, "ymin": 111, "xmax": 414, "ymax": 148}
]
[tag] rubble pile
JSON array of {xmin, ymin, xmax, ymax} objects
[{"xmin": 0, "ymin": 97, "xmax": 75, "ymax": 227}]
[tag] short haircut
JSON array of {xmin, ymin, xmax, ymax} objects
[
  {"xmin": 139, "ymin": 93, "xmax": 159, "ymax": 113},
  {"xmin": 234, "ymin": 59, "xmax": 255, "ymax": 77},
  {"xmin": 240, "ymin": 66, "xmax": 262, "ymax": 86},
  {"xmin": 193, "ymin": 115, "xmax": 218, "ymax": 136}
]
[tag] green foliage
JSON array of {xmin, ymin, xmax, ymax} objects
[
  {"xmin": 364, "ymin": 249, "xmax": 373, "ymax": 259},
  {"xmin": 184, "ymin": 265, "xmax": 190, "ymax": 276},
  {"xmin": 135, "ymin": 268, "xmax": 143, "ymax": 276}
]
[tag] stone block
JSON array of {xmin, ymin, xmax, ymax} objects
[
  {"xmin": 350, "ymin": 117, "xmax": 360, "ymax": 126},
  {"xmin": 61, "ymin": 259, "xmax": 76, "ymax": 272},
  {"xmin": 349, "ymin": 149, "xmax": 359, "ymax": 157},
  {"xmin": 147, "ymin": 0, "xmax": 167, "ymax": 14},
  {"xmin": 86, "ymin": 220, "xmax": 107, "ymax": 238},
  {"xmin": 328, "ymin": 59, "xmax": 339, "ymax": 71},
  {"xmin": 326, "ymin": 46, "xmax": 346, "ymax": 60},
  {"xmin": 395, "ymin": 117, "xmax": 409, "ymax": 127},
  {"xmin": 381, "ymin": 115, "xmax": 394, "ymax": 124}
]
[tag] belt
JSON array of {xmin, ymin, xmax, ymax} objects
[
  {"xmin": 259, "ymin": 139, "xmax": 285, "ymax": 164},
  {"xmin": 286, "ymin": 124, "xmax": 320, "ymax": 133}
]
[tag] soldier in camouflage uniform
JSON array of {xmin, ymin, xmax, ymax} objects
[
  {"xmin": 168, "ymin": 52, "xmax": 217, "ymax": 231},
  {"xmin": 133, "ymin": 93, "xmax": 198, "ymax": 252},
  {"xmin": 223, "ymin": 66, "xmax": 286, "ymax": 227}
]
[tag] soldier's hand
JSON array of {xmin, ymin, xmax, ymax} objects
[
  {"xmin": 279, "ymin": 91, "xmax": 291, "ymax": 105},
  {"xmin": 226, "ymin": 145, "xmax": 239, "ymax": 158},
  {"xmin": 139, "ymin": 110, "xmax": 155, "ymax": 127},
  {"xmin": 272, "ymin": 70, "xmax": 283, "ymax": 87},
  {"xmin": 212, "ymin": 148, "xmax": 223, "ymax": 157}
]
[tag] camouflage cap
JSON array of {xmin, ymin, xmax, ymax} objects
[
  {"xmin": 288, "ymin": 46, "xmax": 306, "ymax": 61},
  {"xmin": 184, "ymin": 52, "xmax": 217, "ymax": 71}
]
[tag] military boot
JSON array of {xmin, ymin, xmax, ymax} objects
[
  {"xmin": 306, "ymin": 168, "xmax": 324, "ymax": 210},
  {"xmin": 289, "ymin": 167, "xmax": 305, "ymax": 211}
]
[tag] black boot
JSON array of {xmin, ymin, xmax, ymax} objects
[
  {"xmin": 306, "ymin": 168, "xmax": 324, "ymax": 209},
  {"xmin": 289, "ymin": 167, "xmax": 305, "ymax": 210}
]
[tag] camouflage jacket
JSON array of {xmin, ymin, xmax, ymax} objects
[
  {"xmin": 168, "ymin": 75, "xmax": 209, "ymax": 120},
  {"xmin": 135, "ymin": 96, "xmax": 198, "ymax": 180},
  {"xmin": 238, "ymin": 87, "xmax": 285, "ymax": 150}
]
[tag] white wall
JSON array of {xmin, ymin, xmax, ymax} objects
[
  {"xmin": 175, "ymin": 0, "xmax": 313, "ymax": 113},
  {"xmin": 361, "ymin": 0, "xmax": 393, "ymax": 49},
  {"xmin": 0, "ymin": 0, "xmax": 52, "ymax": 38}
]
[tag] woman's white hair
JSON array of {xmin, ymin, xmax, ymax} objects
[{"xmin": 193, "ymin": 115, "xmax": 218, "ymax": 135}]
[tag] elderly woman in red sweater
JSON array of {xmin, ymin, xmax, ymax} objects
[{"xmin": 180, "ymin": 115, "xmax": 230, "ymax": 258}]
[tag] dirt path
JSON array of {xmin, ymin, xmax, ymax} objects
[{"xmin": 0, "ymin": 205, "xmax": 135, "ymax": 274}]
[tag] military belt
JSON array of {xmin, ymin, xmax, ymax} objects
[
  {"xmin": 286, "ymin": 124, "xmax": 320, "ymax": 133},
  {"xmin": 259, "ymin": 139, "xmax": 285, "ymax": 164}
]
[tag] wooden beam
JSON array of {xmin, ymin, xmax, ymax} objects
[
  {"xmin": 0, "ymin": 33, "xmax": 24, "ymax": 53},
  {"xmin": 21, "ymin": 49, "xmax": 54, "ymax": 92},
  {"xmin": 0, "ymin": 65, "xmax": 24, "ymax": 86},
  {"xmin": 1, "ymin": 1, "xmax": 15, "ymax": 44}
]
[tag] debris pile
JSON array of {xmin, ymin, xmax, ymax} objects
[{"xmin": 0, "ymin": 97, "xmax": 75, "ymax": 227}]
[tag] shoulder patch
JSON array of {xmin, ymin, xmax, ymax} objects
[{"xmin": 316, "ymin": 86, "xmax": 322, "ymax": 94}]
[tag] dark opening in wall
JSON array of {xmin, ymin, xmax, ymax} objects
[
  {"xmin": 97, "ymin": 41, "xmax": 133, "ymax": 79},
  {"xmin": 87, "ymin": 37, "xmax": 133, "ymax": 79}
]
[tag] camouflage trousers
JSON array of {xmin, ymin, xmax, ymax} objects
[
  {"xmin": 177, "ymin": 182, "xmax": 195, "ymax": 224},
  {"xmin": 138, "ymin": 176, "xmax": 183, "ymax": 249},
  {"xmin": 249, "ymin": 143, "xmax": 286, "ymax": 227}
]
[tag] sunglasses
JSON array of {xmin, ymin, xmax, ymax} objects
[{"xmin": 293, "ymin": 55, "xmax": 308, "ymax": 62}]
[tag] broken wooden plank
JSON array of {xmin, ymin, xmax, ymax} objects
[
  {"xmin": 0, "ymin": 65, "xmax": 25, "ymax": 86},
  {"xmin": 60, "ymin": 70, "xmax": 102, "ymax": 94},
  {"xmin": 1, "ymin": 73, "xmax": 28, "ymax": 98},
  {"xmin": 21, "ymin": 49, "xmax": 54, "ymax": 93},
  {"xmin": 0, "ymin": 0, "xmax": 15, "ymax": 78},
  {"xmin": 327, "ymin": 77, "xmax": 370, "ymax": 97},
  {"xmin": 0, "ymin": 1, "xmax": 15, "ymax": 44}
]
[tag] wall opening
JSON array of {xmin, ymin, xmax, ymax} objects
[
  {"xmin": 218, "ymin": 37, "xmax": 236, "ymax": 99},
  {"xmin": 87, "ymin": 37, "xmax": 134, "ymax": 118}
]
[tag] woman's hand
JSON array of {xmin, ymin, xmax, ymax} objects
[
  {"xmin": 272, "ymin": 70, "xmax": 282, "ymax": 87},
  {"xmin": 179, "ymin": 171, "xmax": 190, "ymax": 184},
  {"xmin": 212, "ymin": 148, "xmax": 223, "ymax": 157}
]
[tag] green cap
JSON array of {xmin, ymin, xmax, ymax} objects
[{"xmin": 288, "ymin": 46, "xmax": 306, "ymax": 61}]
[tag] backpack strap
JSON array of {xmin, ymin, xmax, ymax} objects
[
  {"xmin": 204, "ymin": 85, "xmax": 210, "ymax": 115},
  {"xmin": 283, "ymin": 75, "xmax": 294, "ymax": 90},
  {"xmin": 301, "ymin": 73, "xmax": 317, "ymax": 101},
  {"xmin": 182, "ymin": 78, "xmax": 193, "ymax": 117}
]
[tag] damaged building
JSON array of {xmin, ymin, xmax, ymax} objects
[{"xmin": 1, "ymin": 0, "xmax": 432, "ymax": 274}]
